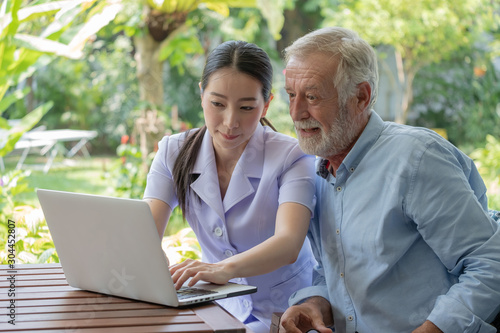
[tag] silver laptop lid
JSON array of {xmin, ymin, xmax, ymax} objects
[{"xmin": 37, "ymin": 189, "xmax": 181, "ymax": 306}]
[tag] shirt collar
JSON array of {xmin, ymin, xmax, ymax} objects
[{"xmin": 316, "ymin": 111, "xmax": 384, "ymax": 179}]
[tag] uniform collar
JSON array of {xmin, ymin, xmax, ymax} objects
[
  {"xmin": 190, "ymin": 124, "xmax": 266, "ymax": 219},
  {"xmin": 191, "ymin": 124, "xmax": 265, "ymax": 178}
]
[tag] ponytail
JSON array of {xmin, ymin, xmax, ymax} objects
[{"xmin": 172, "ymin": 126, "xmax": 207, "ymax": 218}]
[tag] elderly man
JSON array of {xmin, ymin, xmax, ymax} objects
[{"xmin": 279, "ymin": 26, "xmax": 500, "ymax": 333}]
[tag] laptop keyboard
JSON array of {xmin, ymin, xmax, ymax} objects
[{"xmin": 177, "ymin": 287, "xmax": 218, "ymax": 300}]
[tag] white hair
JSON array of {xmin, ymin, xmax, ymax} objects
[{"xmin": 284, "ymin": 27, "xmax": 379, "ymax": 109}]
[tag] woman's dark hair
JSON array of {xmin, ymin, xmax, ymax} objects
[{"xmin": 172, "ymin": 40, "xmax": 276, "ymax": 217}]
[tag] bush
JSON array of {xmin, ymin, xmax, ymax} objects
[
  {"xmin": 0, "ymin": 170, "xmax": 58, "ymax": 264},
  {"xmin": 471, "ymin": 135, "xmax": 500, "ymax": 210}
]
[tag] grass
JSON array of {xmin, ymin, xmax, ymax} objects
[
  {"xmin": 2, "ymin": 152, "xmax": 186, "ymax": 235},
  {"xmin": 2, "ymin": 154, "xmax": 113, "ymax": 207}
]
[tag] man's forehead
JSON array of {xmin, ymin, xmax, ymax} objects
[
  {"xmin": 286, "ymin": 52, "xmax": 337, "ymax": 67},
  {"xmin": 285, "ymin": 64, "xmax": 333, "ymax": 90},
  {"xmin": 286, "ymin": 54, "xmax": 337, "ymax": 80}
]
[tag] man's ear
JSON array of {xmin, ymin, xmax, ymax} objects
[
  {"xmin": 261, "ymin": 93, "xmax": 274, "ymax": 118},
  {"xmin": 356, "ymin": 82, "xmax": 371, "ymax": 112}
]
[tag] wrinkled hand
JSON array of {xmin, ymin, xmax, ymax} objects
[
  {"xmin": 279, "ymin": 302, "xmax": 332, "ymax": 333},
  {"xmin": 169, "ymin": 259, "xmax": 233, "ymax": 290}
]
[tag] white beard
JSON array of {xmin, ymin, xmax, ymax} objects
[{"xmin": 294, "ymin": 104, "xmax": 359, "ymax": 157}]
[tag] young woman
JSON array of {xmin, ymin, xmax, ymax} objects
[{"xmin": 143, "ymin": 40, "xmax": 315, "ymax": 332}]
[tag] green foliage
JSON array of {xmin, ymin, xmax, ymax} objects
[
  {"xmin": 5, "ymin": 206, "xmax": 58, "ymax": 264},
  {"xmin": 162, "ymin": 227, "xmax": 201, "ymax": 264},
  {"xmin": 412, "ymin": 56, "xmax": 500, "ymax": 146},
  {"xmin": 321, "ymin": 0, "xmax": 496, "ymax": 67},
  {"xmin": 471, "ymin": 135, "xmax": 500, "ymax": 210},
  {"xmin": 454, "ymin": 62, "xmax": 500, "ymax": 145},
  {"xmin": 1, "ymin": 0, "xmax": 121, "ymax": 155},
  {"xmin": 159, "ymin": 27, "xmax": 205, "ymax": 75},
  {"xmin": 108, "ymin": 138, "xmax": 151, "ymax": 199},
  {"xmin": 0, "ymin": 170, "xmax": 58, "ymax": 264},
  {"xmin": 31, "ymin": 34, "xmax": 139, "ymax": 151},
  {"xmin": 0, "ymin": 101, "xmax": 53, "ymax": 157},
  {"xmin": 0, "ymin": 169, "xmax": 32, "ymax": 223}
]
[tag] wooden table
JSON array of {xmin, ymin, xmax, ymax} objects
[{"xmin": 0, "ymin": 264, "xmax": 251, "ymax": 332}]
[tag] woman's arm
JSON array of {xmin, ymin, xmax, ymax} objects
[
  {"xmin": 144, "ymin": 198, "xmax": 172, "ymax": 239},
  {"xmin": 169, "ymin": 201, "xmax": 311, "ymax": 288}
]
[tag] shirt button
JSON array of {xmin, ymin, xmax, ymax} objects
[
  {"xmin": 348, "ymin": 316, "xmax": 353, "ymax": 321},
  {"xmin": 225, "ymin": 250, "xmax": 234, "ymax": 257},
  {"xmin": 336, "ymin": 186, "xmax": 342, "ymax": 192},
  {"xmin": 349, "ymin": 167, "xmax": 355, "ymax": 173},
  {"xmin": 243, "ymin": 299, "xmax": 250, "ymax": 307},
  {"xmin": 214, "ymin": 227, "xmax": 223, "ymax": 237},
  {"xmin": 340, "ymin": 273, "xmax": 344, "ymax": 278},
  {"xmin": 336, "ymin": 229, "xmax": 340, "ymax": 234}
]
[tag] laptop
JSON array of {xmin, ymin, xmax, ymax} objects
[{"xmin": 36, "ymin": 189, "xmax": 257, "ymax": 307}]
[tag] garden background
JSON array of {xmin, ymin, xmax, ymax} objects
[{"xmin": 1, "ymin": 0, "xmax": 499, "ymax": 265}]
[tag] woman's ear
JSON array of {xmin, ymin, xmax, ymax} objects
[
  {"xmin": 199, "ymin": 82, "xmax": 204, "ymax": 106},
  {"xmin": 261, "ymin": 93, "xmax": 274, "ymax": 118}
]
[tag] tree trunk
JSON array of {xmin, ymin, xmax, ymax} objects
[
  {"xmin": 398, "ymin": 69, "xmax": 416, "ymax": 124},
  {"xmin": 393, "ymin": 50, "xmax": 416, "ymax": 124},
  {"xmin": 277, "ymin": 6, "xmax": 322, "ymax": 55},
  {"xmin": 134, "ymin": 33, "xmax": 163, "ymax": 107},
  {"xmin": 133, "ymin": 33, "xmax": 165, "ymax": 166}
]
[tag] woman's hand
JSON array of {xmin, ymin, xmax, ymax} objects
[{"xmin": 169, "ymin": 259, "xmax": 234, "ymax": 289}]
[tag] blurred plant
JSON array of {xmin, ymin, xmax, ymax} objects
[
  {"xmin": 1, "ymin": 0, "xmax": 122, "ymax": 153},
  {"xmin": 162, "ymin": 227, "xmax": 201, "ymax": 264},
  {"xmin": 0, "ymin": 169, "xmax": 32, "ymax": 223},
  {"xmin": 31, "ymin": 34, "xmax": 140, "ymax": 152},
  {"xmin": 0, "ymin": 170, "xmax": 58, "ymax": 264},
  {"xmin": 471, "ymin": 135, "xmax": 500, "ymax": 210},
  {"xmin": 6, "ymin": 206, "xmax": 57, "ymax": 264},
  {"xmin": 107, "ymin": 134, "xmax": 151, "ymax": 199},
  {"xmin": 413, "ymin": 55, "xmax": 500, "ymax": 147},
  {"xmin": 453, "ymin": 61, "xmax": 500, "ymax": 146}
]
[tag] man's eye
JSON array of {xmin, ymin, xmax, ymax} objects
[
  {"xmin": 307, "ymin": 95, "xmax": 316, "ymax": 101},
  {"xmin": 287, "ymin": 92, "xmax": 296, "ymax": 99}
]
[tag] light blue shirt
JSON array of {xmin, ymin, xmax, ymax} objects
[
  {"xmin": 289, "ymin": 112, "xmax": 500, "ymax": 333},
  {"xmin": 144, "ymin": 124, "xmax": 316, "ymax": 328}
]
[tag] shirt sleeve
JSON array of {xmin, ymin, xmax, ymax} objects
[
  {"xmin": 406, "ymin": 141, "xmax": 500, "ymax": 332},
  {"xmin": 278, "ymin": 144, "xmax": 316, "ymax": 215},
  {"xmin": 143, "ymin": 135, "xmax": 179, "ymax": 209},
  {"xmin": 289, "ymin": 209, "xmax": 330, "ymax": 306}
]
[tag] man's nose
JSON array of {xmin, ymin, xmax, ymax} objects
[{"xmin": 289, "ymin": 96, "xmax": 309, "ymax": 121}]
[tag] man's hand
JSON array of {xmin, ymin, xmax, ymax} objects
[
  {"xmin": 412, "ymin": 320, "xmax": 443, "ymax": 333},
  {"xmin": 279, "ymin": 297, "xmax": 333, "ymax": 333}
]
